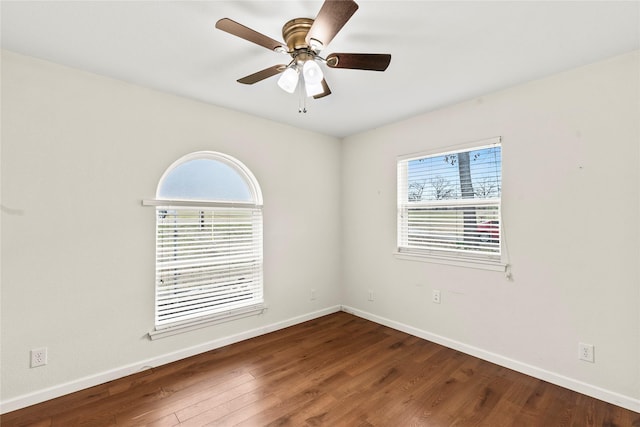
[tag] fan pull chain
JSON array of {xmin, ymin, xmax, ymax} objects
[{"xmin": 298, "ymin": 80, "xmax": 307, "ymax": 113}]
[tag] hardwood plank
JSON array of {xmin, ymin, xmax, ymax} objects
[
  {"xmin": 195, "ymin": 395, "xmax": 282, "ymax": 426},
  {"xmin": 141, "ymin": 413, "xmax": 180, "ymax": 427},
  {"xmin": 172, "ymin": 376, "xmax": 260, "ymax": 422},
  {"xmin": 2, "ymin": 312, "xmax": 639, "ymax": 427},
  {"xmin": 113, "ymin": 372, "xmax": 256, "ymax": 425}
]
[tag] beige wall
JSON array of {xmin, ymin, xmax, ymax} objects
[
  {"xmin": 341, "ymin": 51, "xmax": 639, "ymax": 409},
  {"xmin": 1, "ymin": 50, "xmax": 342, "ymax": 407}
]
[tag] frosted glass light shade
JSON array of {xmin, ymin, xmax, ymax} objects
[
  {"xmin": 302, "ymin": 60, "xmax": 323, "ymax": 84},
  {"xmin": 305, "ymin": 81, "xmax": 324, "ymax": 97},
  {"xmin": 277, "ymin": 67, "xmax": 299, "ymax": 93}
]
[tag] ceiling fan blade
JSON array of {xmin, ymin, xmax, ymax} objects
[
  {"xmin": 313, "ymin": 79, "xmax": 332, "ymax": 99},
  {"xmin": 326, "ymin": 53, "xmax": 391, "ymax": 71},
  {"xmin": 305, "ymin": 0, "xmax": 359, "ymax": 49},
  {"xmin": 237, "ymin": 65, "xmax": 287, "ymax": 85},
  {"xmin": 216, "ymin": 18, "xmax": 285, "ymax": 52}
]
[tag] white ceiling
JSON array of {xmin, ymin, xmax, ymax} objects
[{"xmin": 2, "ymin": 1, "xmax": 639, "ymax": 138}]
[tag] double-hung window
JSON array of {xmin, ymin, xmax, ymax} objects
[
  {"xmin": 145, "ymin": 152, "xmax": 264, "ymax": 338},
  {"xmin": 397, "ymin": 137, "xmax": 502, "ymax": 268}
]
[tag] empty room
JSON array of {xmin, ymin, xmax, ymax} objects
[{"xmin": 1, "ymin": 1, "xmax": 639, "ymax": 425}]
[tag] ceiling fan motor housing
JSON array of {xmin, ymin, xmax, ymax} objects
[{"xmin": 282, "ymin": 18, "xmax": 315, "ymax": 53}]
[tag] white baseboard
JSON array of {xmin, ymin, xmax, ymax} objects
[
  {"xmin": 340, "ymin": 305, "xmax": 640, "ymax": 414},
  {"xmin": 0, "ymin": 305, "xmax": 342, "ymax": 414},
  {"xmin": 3, "ymin": 304, "xmax": 638, "ymax": 415}
]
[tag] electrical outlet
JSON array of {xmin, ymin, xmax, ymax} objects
[
  {"xmin": 310, "ymin": 289, "xmax": 316, "ymax": 300},
  {"xmin": 579, "ymin": 343, "xmax": 595, "ymax": 363},
  {"xmin": 432, "ymin": 289, "xmax": 441, "ymax": 304},
  {"xmin": 368, "ymin": 290, "xmax": 375, "ymax": 301},
  {"xmin": 31, "ymin": 347, "xmax": 48, "ymax": 368}
]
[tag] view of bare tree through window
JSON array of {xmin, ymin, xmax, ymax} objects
[{"xmin": 398, "ymin": 141, "xmax": 502, "ymax": 257}]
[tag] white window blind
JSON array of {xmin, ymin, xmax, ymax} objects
[
  {"xmin": 397, "ymin": 138, "xmax": 502, "ymax": 261},
  {"xmin": 147, "ymin": 151, "xmax": 264, "ymax": 337},
  {"xmin": 155, "ymin": 206, "xmax": 263, "ymax": 329}
]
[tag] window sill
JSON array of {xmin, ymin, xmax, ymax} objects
[
  {"xmin": 148, "ymin": 303, "xmax": 267, "ymax": 340},
  {"xmin": 394, "ymin": 250, "xmax": 507, "ymax": 272}
]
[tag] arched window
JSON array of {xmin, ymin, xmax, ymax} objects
[{"xmin": 145, "ymin": 152, "xmax": 263, "ymax": 338}]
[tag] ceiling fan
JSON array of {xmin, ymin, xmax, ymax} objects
[{"xmin": 215, "ymin": 0, "xmax": 391, "ymax": 112}]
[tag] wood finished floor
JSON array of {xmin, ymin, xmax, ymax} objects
[{"xmin": 2, "ymin": 312, "xmax": 639, "ymax": 427}]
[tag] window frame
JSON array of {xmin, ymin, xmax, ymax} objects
[
  {"xmin": 143, "ymin": 151, "xmax": 264, "ymax": 339},
  {"xmin": 395, "ymin": 137, "xmax": 506, "ymax": 271}
]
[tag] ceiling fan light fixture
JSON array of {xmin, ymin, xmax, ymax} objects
[
  {"xmin": 216, "ymin": 0, "xmax": 391, "ymax": 106},
  {"xmin": 277, "ymin": 67, "xmax": 299, "ymax": 93},
  {"xmin": 302, "ymin": 60, "xmax": 323, "ymax": 84}
]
